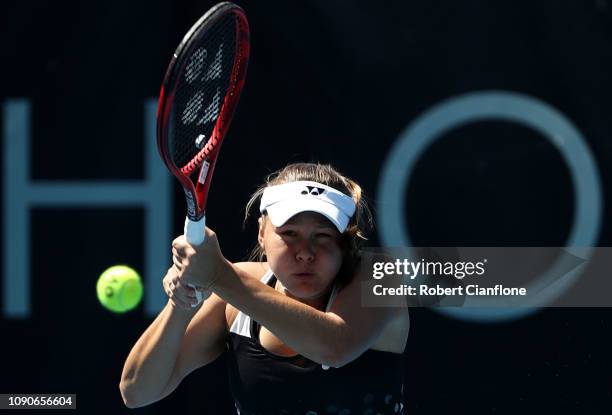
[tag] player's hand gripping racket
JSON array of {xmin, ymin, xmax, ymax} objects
[{"xmin": 156, "ymin": 2, "xmax": 249, "ymax": 305}]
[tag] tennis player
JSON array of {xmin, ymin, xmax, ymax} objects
[{"xmin": 120, "ymin": 163, "xmax": 409, "ymax": 414}]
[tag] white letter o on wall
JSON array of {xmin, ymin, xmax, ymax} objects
[{"xmin": 377, "ymin": 91, "xmax": 603, "ymax": 322}]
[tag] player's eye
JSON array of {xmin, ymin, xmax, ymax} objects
[{"xmin": 280, "ymin": 230, "xmax": 298, "ymax": 237}]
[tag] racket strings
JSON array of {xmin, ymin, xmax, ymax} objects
[{"xmin": 169, "ymin": 13, "xmax": 237, "ymax": 172}]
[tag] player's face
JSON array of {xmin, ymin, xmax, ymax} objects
[{"xmin": 259, "ymin": 212, "xmax": 343, "ymax": 305}]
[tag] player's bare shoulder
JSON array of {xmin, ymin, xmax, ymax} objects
[
  {"xmin": 225, "ymin": 262, "xmax": 270, "ymax": 327},
  {"xmin": 335, "ymin": 251, "xmax": 409, "ymax": 353}
]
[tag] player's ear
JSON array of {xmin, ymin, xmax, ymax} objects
[{"xmin": 257, "ymin": 216, "xmax": 265, "ymax": 249}]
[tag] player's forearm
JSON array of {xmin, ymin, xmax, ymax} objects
[
  {"xmin": 119, "ymin": 301, "xmax": 194, "ymax": 407},
  {"xmin": 211, "ymin": 261, "xmax": 352, "ymax": 366}
]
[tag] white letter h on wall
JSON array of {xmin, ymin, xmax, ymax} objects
[{"xmin": 2, "ymin": 99, "xmax": 171, "ymax": 318}]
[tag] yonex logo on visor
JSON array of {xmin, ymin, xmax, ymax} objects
[
  {"xmin": 260, "ymin": 181, "xmax": 356, "ymax": 232},
  {"xmin": 301, "ymin": 186, "xmax": 326, "ymax": 196}
]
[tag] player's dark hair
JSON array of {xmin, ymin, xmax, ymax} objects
[{"xmin": 245, "ymin": 162, "xmax": 373, "ymax": 286}]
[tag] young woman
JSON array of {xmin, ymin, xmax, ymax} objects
[{"xmin": 120, "ymin": 163, "xmax": 409, "ymax": 414}]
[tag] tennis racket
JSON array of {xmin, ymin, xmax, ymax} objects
[{"xmin": 156, "ymin": 2, "xmax": 250, "ymax": 304}]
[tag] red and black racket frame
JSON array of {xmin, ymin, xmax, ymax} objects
[{"xmin": 156, "ymin": 2, "xmax": 250, "ymax": 223}]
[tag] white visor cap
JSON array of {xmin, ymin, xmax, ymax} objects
[{"xmin": 260, "ymin": 181, "xmax": 357, "ymax": 233}]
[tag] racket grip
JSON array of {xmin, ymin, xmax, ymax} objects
[
  {"xmin": 184, "ymin": 216, "xmax": 211, "ymax": 306},
  {"xmin": 185, "ymin": 216, "xmax": 207, "ymax": 245}
]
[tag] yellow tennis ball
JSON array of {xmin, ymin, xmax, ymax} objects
[{"xmin": 96, "ymin": 265, "xmax": 143, "ymax": 313}]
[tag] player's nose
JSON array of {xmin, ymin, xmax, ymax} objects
[{"xmin": 295, "ymin": 239, "xmax": 315, "ymax": 262}]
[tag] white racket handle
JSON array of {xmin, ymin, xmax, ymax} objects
[{"xmin": 184, "ymin": 216, "xmax": 211, "ymax": 306}]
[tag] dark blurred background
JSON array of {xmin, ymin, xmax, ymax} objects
[{"xmin": 1, "ymin": 0, "xmax": 611, "ymax": 413}]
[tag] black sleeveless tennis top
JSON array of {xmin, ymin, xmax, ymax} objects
[{"xmin": 226, "ymin": 270, "xmax": 407, "ymax": 415}]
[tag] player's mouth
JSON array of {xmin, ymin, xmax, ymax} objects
[{"xmin": 292, "ymin": 272, "xmax": 315, "ymax": 278}]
